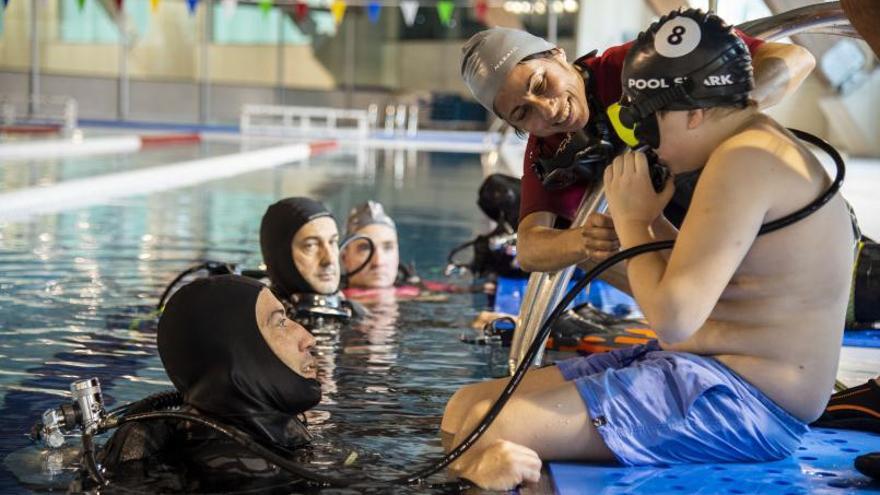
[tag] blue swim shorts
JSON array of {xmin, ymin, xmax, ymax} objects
[{"xmin": 555, "ymin": 340, "xmax": 809, "ymax": 466}]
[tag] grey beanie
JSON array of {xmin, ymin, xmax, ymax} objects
[{"xmin": 461, "ymin": 27, "xmax": 556, "ymax": 112}]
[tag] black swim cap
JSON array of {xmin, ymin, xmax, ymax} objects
[
  {"xmin": 619, "ymin": 9, "xmax": 754, "ymax": 147},
  {"xmin": 158, "ymin": 275, "xmax": 321, "ymax": 448},
  {"xmin": 260, "ymin": 197, "xmax": 335, "ymax": 298}
]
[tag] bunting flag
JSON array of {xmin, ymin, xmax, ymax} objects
[
  {"xmin": 367, "ymin": 1, "xmax": 381, "ymax": 24},
  {"xmin": 436, "ymin": 0, "xmax": 453, "ymax": 26},
  {"xmin": 114, "ymin": 0, "xmax": 122, "ymax": 11},
  {"xmin": 186, "ymin": 0, "xmax": 198, "ymax": 15},
  {"xmin": 330, "ymin": 0, "xmax": 346, "ymax": 25},
  {"xmin": 221, "ymin": 0, "xmax": 236, "ymax": 18},
  {"xmin": 258, "ymin": 0, "xmax": 271, "ymax": 15},
  {"xmin": 77, "ymin": 0, "xmax": 86, "ymax": 11},
  {"xmin": 2, "ymin": 0, "xmax": 9, "ymax": 9},
  {"xmin": 150, "ymin": 0, "xmax": 160, "ymax": 12},
  {"xmin": 294, "ymin": 0, "xmax": 308, "ymax": 22},
  {"xmin": 475, "ymin": 0, "xmax": 488, "ymax": 24},
  {"xmin": 399, "ymin": 0, "xmax": 418, "ymax": 27}
]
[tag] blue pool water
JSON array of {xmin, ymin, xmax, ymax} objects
[{"xmin": 0, "ymin": 146, "xmax": 529, "ymax": 493}]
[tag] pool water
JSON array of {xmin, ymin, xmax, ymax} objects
[{"xmin": 0, "ymin": 147, "xmax": 537, "ymax": 493}]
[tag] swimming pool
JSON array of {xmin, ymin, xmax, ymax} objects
[
  {"xmin": 3, "ymin": 140, "xmax": 879, "ymax": 494},
  {"xmin": 0, "ymin": 145, "xmax": 541, "ymax": 493}
]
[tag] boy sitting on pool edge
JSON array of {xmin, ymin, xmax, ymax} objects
[{"xmin": 441, "ymin": 10, "xmax": 856, "ymax": 490}]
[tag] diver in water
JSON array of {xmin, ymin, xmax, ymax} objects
[
  {"xmin": 340, "ymin": 200, "xmax": 461, "ymax": 302},
  {"xmin": 94, "ymin": 275, "xmax": 321, "ymax": 492},
  {"xmin": 261, "ymin": 197, "xmax": 362, "ymax": 325},
  {"xmin": 341, "ymin": 201, "xmax": 406, "ymax": 292},
  {"xmin": 66, "ymin": 274, "xmax": 552, "ymax": 492}
]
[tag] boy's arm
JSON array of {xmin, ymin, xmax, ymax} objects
[{"xmin": 609, "ymin": 147, "xmax": 774, "ymax": 344}]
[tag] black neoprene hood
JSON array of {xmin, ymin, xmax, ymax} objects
[
  {"xmin": 260, "ymin": 197, "xmax": 336, "ymax": 298},
  {"xmin": 157, "ymin": 275, "xmax": 322, "ymax": 448}
]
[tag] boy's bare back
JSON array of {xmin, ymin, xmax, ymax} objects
[{"xmin": 662, "ymin": 114, "xmax": 855, "ymax": 422}]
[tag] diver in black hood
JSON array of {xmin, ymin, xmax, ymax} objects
[
  {"xmin": 260, "ymin": 197, "xmax": 363, "ymax": 326},
  {"xmin": 96, "ymin": 275, "xmax": 321, "ymax": 492}
]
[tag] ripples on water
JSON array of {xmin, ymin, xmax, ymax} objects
[{"xmin": 0, "ymin": 149, "xmax": 533, "ymax": 493}]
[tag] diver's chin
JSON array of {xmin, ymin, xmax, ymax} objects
[{"xmin": 299, "ymin": 363, "xmax": 318, "ymax": 379}]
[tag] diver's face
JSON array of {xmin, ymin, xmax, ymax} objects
[
  {"xmin": 255, "ymin": 288, "xmax": 318, "ymax": 379},
  {"xmin": 494, "ymin": 51, "xmax": 589, "ymax": 137},
  {"xmin": 342, "ymin": 224, "xmax": 399, "ymax": 289},
  {"xmin": 292, "ymin": 217, "xmax": 340, "ymax": 294},
  {"xmin": 654, "ymin": 110, "xmax": 703, "ymax": 172}
]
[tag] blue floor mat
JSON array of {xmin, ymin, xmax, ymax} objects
[
  {"xmin": 843, "ymin": 330, "xmax": 880, "ymax": 349},
  {"xmin": 549, "ymin": 428, "xmax": 880, "ymax": 494}
]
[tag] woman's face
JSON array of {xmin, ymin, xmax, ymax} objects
[
  {"xmin": 255, "ymin": 288, "xmax": 318, "ymax": 379},
  {"xmin": 493, "ymin": 51, "xmax": 590, "ymax": 137}
]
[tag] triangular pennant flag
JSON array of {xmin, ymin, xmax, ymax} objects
[
  {"xmin": 399, "ymin": 0, "xmax": 418, "ymax": 27},
  {"xmin": 150, "ymin": 0, "xmax": 160, "ymax": 12},
  {"xmin": 367, "ymin": 1, "xmax": 381, "ymax": 24},
  {"xmin": 186, "ymin": 0, "xmax": 198, "ymax": 15},
  {"xmin": 475, "ymin": 0, "xmax": 488, "ymax": 24},
  {"xmin": 77, "ymin": 0, "xmax": 86, "ymax": 11},
  {"xmin": 2, "ymin": 0, "xmax": 9, "ymax": 9},
  {"xmin": 259, "ymin": 0, "xmax": 271, "ymax": 15},
  {"xmin": 114, "ymin": 0, "xmax": 122, "ymax": 11},
  {"xmin": 221, "ymin": 0, "xmax": 236, "ymax": 18},
  {"xmin": 330, "ymin": 0, "xmax": 346, "ymax": 25},
  {"xmin": 436, "ymin": 0, "xmax": 454, "ymax": 27},
  {"xmin": 294, "ymin": 1, "xmax": 308, "ymax": 22}
]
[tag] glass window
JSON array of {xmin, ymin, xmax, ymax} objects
[
  {"xmin": 212, "ymin": 3, "xmax": 313, "ymax": 45},
  {"xmin": 60, "ymin": 0, "xmax": 120, "ymax": 43},
  {"xmin": 59, "ymin": 0, "xmax": 150, "ymax": 43}
]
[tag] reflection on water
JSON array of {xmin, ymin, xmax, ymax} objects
[{"xmin": 0, "ymin": 149, "xmax": 513, "ymax": 493}]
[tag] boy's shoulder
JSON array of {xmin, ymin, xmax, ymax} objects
[{"xmin": 705, "ymin": 123, "xmax": 796, "ymax": 180}]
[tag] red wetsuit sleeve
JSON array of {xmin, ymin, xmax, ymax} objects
[
  {"xmin": 734, "ymin": 28, "xmax": 766, "ymax": 56},
  {"xmin": 519, "ymin": 134, "xmax": 563, "ymax": 220}
]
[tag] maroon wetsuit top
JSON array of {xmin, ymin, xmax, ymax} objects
[{"xmin": 519, "ymin": 31, "xmax": 766, "ymax": 222}]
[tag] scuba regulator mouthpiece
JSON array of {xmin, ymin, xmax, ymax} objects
[{"xmin": 33, "ymin": 378, "xmax": 106, "ymax": 448}]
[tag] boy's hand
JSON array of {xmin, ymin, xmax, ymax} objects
[
  {"xmin": 458, "ymin": 439, "xmax": 542, "ymax": 491},
  {"xmin": 579, "ymin": 212, "xmax": 620, "ymax": 261},
  {"xmin": 604, "ymin": 151, "xmax": 675, "ymax": 226}
]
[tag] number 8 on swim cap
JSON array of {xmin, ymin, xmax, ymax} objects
[{"xmin": 654, "ymin": 16, "xmax": 701, "ymax": 58}]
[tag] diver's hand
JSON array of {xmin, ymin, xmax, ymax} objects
[
  {"xmin": 458, "ymin": 439, "xmax": 542, "ymax": 491},
  {"xmin": 604, "ymin": 151, "xmax": 675, "ymax": 226},
  {"xmin": 579, "ymin": 212, "xmax": 620, "ymax": 261}
]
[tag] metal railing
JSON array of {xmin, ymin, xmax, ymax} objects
[
  {"xmin": 240, "ymin": 104, "xmax": 370, "ymax": 138},
  {"xmin": 0, "ymin": 95, "xmax": 78, "ymax": 134}
]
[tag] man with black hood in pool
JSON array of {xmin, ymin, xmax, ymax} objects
[
  {"xmin": 95, "ymin": 275, "xmax": 321, "ymax": 493},
  {"xmin": 260, "ymin": 197, "xmax": 362, "ymax": 326}
]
